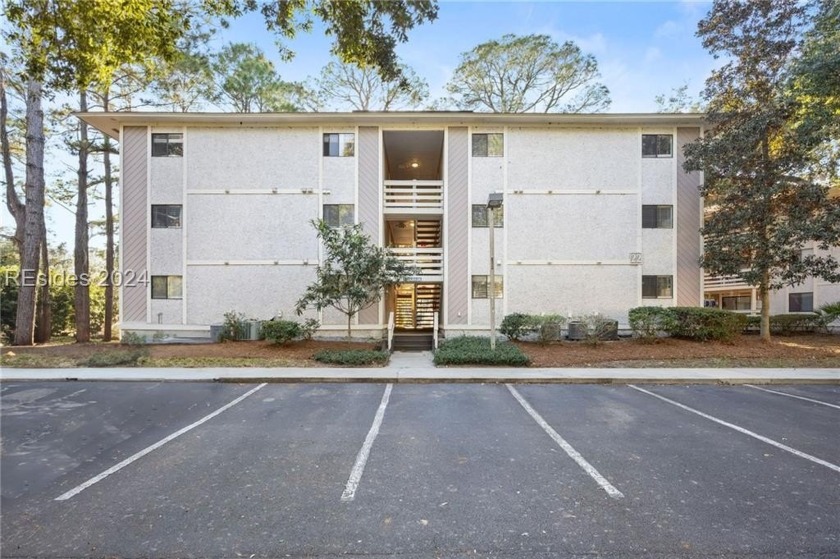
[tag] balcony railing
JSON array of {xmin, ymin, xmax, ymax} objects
[
  {"xmin": 390, "ymin": 247, "xmax": 443, "ymax": 281},
  {"xmin": 384, "ymin": 180, "xmax": 443, "ymax": 213},
  {"xmin": 704, "ymin": 271, "xmax": 752, "ymax": 290}
]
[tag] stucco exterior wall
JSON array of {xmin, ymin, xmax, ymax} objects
[
  {"xmin": 187, "ymin": 127, "xmax": 319, "ymax": 189},
  {"xmin": 186, "ymin": 194, "xmax": 319, "ymax": 261},
  {"xmin": 322, "ymin": 126, "xmax": 356, "ymax": 204},
  {"xmin": 187, "ymin": 265, "xmax": 316, "ymax": 325},
  {"xmin": 507, "ymin": 127, "xmax": 638, "ymax": 190},
  {"xmin": 507, "ymin": 265, "xmax": 638, "ymax": 324}
]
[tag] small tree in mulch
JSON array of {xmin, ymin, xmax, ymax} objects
[{"xmin": 295, "ymin": 219, "xmax": 414, "ymax": 339}]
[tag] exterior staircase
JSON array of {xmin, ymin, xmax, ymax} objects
[{"xmin": 392, "ymin": 331, "xmax": 434, "ymax": 351}]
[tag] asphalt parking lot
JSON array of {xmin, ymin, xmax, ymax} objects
[{"xmin": 1, "ymin": 381, "xmax": 838, "ymax": 558}]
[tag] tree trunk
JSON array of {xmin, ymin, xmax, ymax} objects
[
  {"xmin": 759, "ymin": 270, "xmax": 771, "ymax": 342},
  {"xmin": 1, "ymin": 65, "xmax": 24, "ymax": 249},
  {"xmin": 347, "ymin": 313, "xmax": 352, "ymax": 340},
  {"xmin": 103, "ymin": 134, "xmax": 115, "ymax": 341},
  {"xmin": 74, "ymin": 91, "xmax": 91, "ymax": 342},
  {"xmin": 14, "ymin": 80, "xmax": 46, "ymax": 346},
  {"xmin": 34, "ymin": 219, "xmax": 51, "ymax": 343}
]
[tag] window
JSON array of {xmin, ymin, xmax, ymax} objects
[
  {"xmin": 471, "ymin": 205, "xmax": 503, "ymax": 227},
  {"xmin": 789, "ymin": 292, "xmax": 813, "ymax": 312},
  {"xmin": 722, "ymin": 295, "xmax": 751, "ymax": 311},
  {"xmin": 642, "ymin": 205, "xmax": 673, "ymax": 228},
  {"xmin": 151, "ymin": 205, "xmax": 182, "ymax": 228},
  {"xmin": 151, "ymin": 276, "xmax": 183, "ymax": 299},
  {"xmin": 472, "ymin": 133, "xmax": 504, "ymax": 157},
  {"xmin": 323, "ymin": 133, "xmax": 355, "ymax": 157},
  {"xmin": 151, "ymin": 133, "xmax": 183, "ymax": 157},
  {"xmin": 323, "ymin": 204, "xmax": 354, "ymax": 227},
  {"xmin": 471, "ymin": 275, "xmax": 504, "ymax": 299},
  {"xmin": 642, "ymin": 134, "xmax": 672, "ymax": 158},
  {"xmin": 642, "ymin": 275, "xmax": 673, "ymax": 298}
]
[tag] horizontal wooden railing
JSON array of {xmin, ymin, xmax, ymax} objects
[
  {"xmin": 703, "ymin": 271, "xmax": 752, "ymax": 289},
  {"xmin": 389, "ymin": 247, "xmax": 443, "ymax": 281},
  {"xmin": 384, "ymin": 180, "xmax": 443, "ymax": 213}
]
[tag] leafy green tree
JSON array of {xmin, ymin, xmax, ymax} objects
[
  {"xmin": 654, "ymin": 82, "xmax": 705, "ymax": 113},
  {"xmin": 445, "ymin": 34, "xmax": 610, "ymax": 113},
  {"xmin": 3, "ymin": 0, "xmax": 191, "ymax": 345},
  {"xmin": 684, "ymin": 0, "xmax": 840, "ymax": 341},
  {"xmin": 296, "ymin": 220, "xmax": 414, "ymax": 339},
  {"xmin": 311, "ymin": 59, "xmax": 428, "ymax": 111},
  {"xmin": 211, "ymin": 43, "xmax": 304, "ymax": 112},
  {"xmin": 210, "ymin": 1, "xmax": 438, "ymax": 83}
]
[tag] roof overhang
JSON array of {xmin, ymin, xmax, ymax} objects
[{"xmin": 77, "ymin": 111, "xmax": 707, "ymax": 140}]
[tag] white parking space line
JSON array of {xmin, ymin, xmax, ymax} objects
[
  {"xmin": 55, "ymin": 383, "xmax": 267, "ymax": 501},
  {"xmin": 630, "ymin": 385, "xmax": 840, "ymax": 474},
  {"xmin": 745, "ymin": 385, "xmax": 840, "ymax": 410},
  {"xmin": 341, "ymin": 383, "xmax": 393, "ymax": 502},
  {"xmin": 506, "ymin": 385, "xmax": 624, "ymax": 500}
]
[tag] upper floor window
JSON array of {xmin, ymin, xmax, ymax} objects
[
  {"xmin": 642, "ymin": 205, "xmax": 673, "ymax": 228},
  {"xmin": 323, "ymin": 204, "xmax": 354, "ymax": 227},
  {"xmin": 471, "ymin": 205, "xmax": 503, "ymax": 227},
  {"xmin": 152, "ymin": 133, "xmax": 183, "ymax": 157},
  {"xmin": 151, "ymin": 205, "xmax": 182, "ymax": 228},
  {"xmin": 323, "ymin": 133, "xmax": 355, "ymax": 157},
  {"xmin": 642, "ymin": 275, "xmax": 673, "ymax": 298},
  {"xmin": 789, "ymin": 292, "xmax": 813, "ymax": 312},
  {"xmin": 151, "ymin": 275, "xmax": 183, "ymax": 299},
  {"xmin": 472, "ymin": 133, "xmax": 504, "ymax": 157},
  {"xmin": 642, "ymin": 134, "xmax": 672, "ymax": 158},
  {"xmin": 471, "ymin": 275, "xmax": 504, "ymax": 299}
]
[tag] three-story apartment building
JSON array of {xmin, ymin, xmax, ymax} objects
[{"xmin": 80, "ymin": 111, "xmax": 714, "ymax": 340}]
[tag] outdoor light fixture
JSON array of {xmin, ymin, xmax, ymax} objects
[{"xmin": 487, "ymin": 193, "xmax": 503, "ymax": 351}]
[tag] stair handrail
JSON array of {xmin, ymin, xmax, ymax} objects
[
  {"xmin": 433, "ymin": 311, "xmax": 439, "ymax": 350},
  {"xmin": 387, "ymin": 311, "xmax": 395, "ymax": 351}
]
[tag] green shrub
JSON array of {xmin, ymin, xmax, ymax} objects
[
  {"xmin": 667, "ymin": 307, "xmax": 746, "ymax": 342},
  {"xmin": 220, "ymin": 310, "xmax": 246, "ymax": 341},
  {"xmin": 818, "ymin": 301, "xmax": 840, "ymax": 326},
  {"xmin": 746, "ymin": 313, "xmax": 825, "ymax": 335},
  {"xmin": 313, "ymin": 349, "xmax": 389, "ymax": 365},
  {"xmin": 434, "ymin": 336, "xmax": 530, "ymax": 366},
  {"xmin": 82, "ymin": 349, "xmax": 147, "ymax": 367},
  {"xmin": 121, "ymin": 331, "xmax": 146, "ymax": 346},
  {"xmin": 261, "ymin": 319, "xmax": 302, "ymax": 344},
  {"xmin": 531, "ymin": 314, "xmax": 566, "ymax": 344},
  {"xmin": 569, "ymin": 313, "xmax": 618, "ymax": 346},
  {"xmin": 300, "ymin": 318, "xmax": 321, "ymax": 340},
  {"xmin": 628, "ymin": 306, "xmax": 674, "ymax": 343},
  {"xmin": 500, "ymin": 313, "xmax": 532, "ymax": 341}
]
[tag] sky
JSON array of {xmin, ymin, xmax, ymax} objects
[
  {"xmin": 217, "ymin": 0, "xmax": 717, "ymax": 112},
  {"xmin": 4, "ymin": 0, "xmax": 719, "ymax": 251}
]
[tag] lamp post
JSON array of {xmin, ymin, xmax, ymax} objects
[{"xmin": 487, "ymin": 193, "xmax": 503, "ymax": 351}]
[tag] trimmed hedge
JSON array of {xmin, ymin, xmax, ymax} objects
[
  {"xmin": 628, "ymin": 306, "xmax": 675, "ymax": 343},
  {"xmin": 627, "ymin": 306, "xmax": 746, "ymax": 342},
  {"xmin": 667, "ymin": 307, "xmax": 747, "ymax": 341},
  {"xmin": 745, "ymin": 313, "xmax": 824, "ymax": 335},
  {"xmin": 313, "ymin": 349, "xmax": 389, "ymax": 365},
  {"xmin": 499, "ymin": 313, "xmax": 565, "ymax": 343},
  {"xmin": 261, "ymin": 318, "xmax": 320, "ymax": 344},
  {"xmin": 434, "ymin": 336, "xmax": 530, "ymax": 366}
]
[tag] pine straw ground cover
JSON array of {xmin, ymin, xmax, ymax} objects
[
  {"xmin": 1, "ymin": 339, "xmax": 383, "ymax": 368},
  {"xmin": 516, "ymin": 334, "xmax": 840, "ymax": 368},
  {"xmin": 2, "ymin": 334, "xmax": 839, "ymax": 369}
]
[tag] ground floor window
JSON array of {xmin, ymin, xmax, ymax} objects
[
  {"xmin": 722, "ymin": 295, "xmax": 751, "ymax": 311},
  {"xmin": 151, "ymin": 276, "xmax": 183, "ymax": 299},
  {"xmin": 471, "ymin": 275, "xmax": 503, "ymax": 299},
  {"xmin": 151, "ymin": 205, "xmax": 182, "ymax": 228},
  {"xmin": 642, "ymin": 275, "xmax": 673, "ymax": 298},
  {"xmin": 788, "ymin": 292, "xmax": 813, "ymax": 312}
]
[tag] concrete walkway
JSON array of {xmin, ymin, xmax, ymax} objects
[{"xmin": 1, "ymin": 365, "xmax": 838, "ymax": 384}]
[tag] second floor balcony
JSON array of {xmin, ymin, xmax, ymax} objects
[
  {"xmin": 384, "ymin": 180, "xmax": 443, "ymax": 214},
  {"xmin": 390, "ymin": 247, "xmax": 443, "ymax": 282},
  {"xmin": 704, "ymin": 271, "xmax": 752, "ymax": 290}
]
